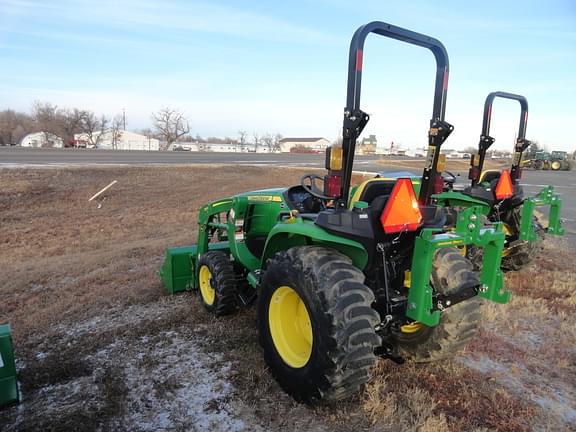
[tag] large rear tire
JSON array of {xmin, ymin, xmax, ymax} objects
[
  {"xmin": 500, "ymin": 216, "xmax": 544, "ymax": 271},
  {"xmin": 258, "ymin": 246, "xmax": 381, "ymax": 403},
  {"xmin": 394, "ymin": 248, "xmax": 481, "ymax": 362},
  {"xmin": 197, "ymin": 251, "xmax": 239, "ymax": 316}
]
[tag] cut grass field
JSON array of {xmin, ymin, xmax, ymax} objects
[{"xmin": 0, "ymin": 165, "xmax": 574, "ymax": 431}]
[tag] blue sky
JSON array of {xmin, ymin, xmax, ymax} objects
[{"xmin": 0, "ymin": 0, "xmax": 575, "ymax": 151}]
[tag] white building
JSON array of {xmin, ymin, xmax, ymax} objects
[
  {"xmin": 20, "ymin": 132, "xmax": 64, "ymax": 148},
  {"xmin": 171, "ymin": 142, "xmax": 275, "ymax": 153},
  {"xmin": 74, "ymin": 130, "xmax": 159, "ymax": 151},
  {"xmin": 278, "ymin": 137, "xmax": 330, "ymax": 153}
]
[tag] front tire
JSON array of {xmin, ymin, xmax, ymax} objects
[
  {"xmin": 394, "ymin": 248, "xmax": 481, "ymax": 362},
  {"xmin": 197, "ymin": 251, "xmax": 238, "ymax": 316},
  {"xmin": 258, "ymin": 246, "xmax": 381, "ymax": 403}
]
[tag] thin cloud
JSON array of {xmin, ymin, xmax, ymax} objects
[{"xmin": 1, "ymin": 0, "xmax": 340, "ymax": 45}]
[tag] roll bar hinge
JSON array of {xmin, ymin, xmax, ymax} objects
[
  {"xmin": 428, "ymin": 118, "xmax": 454, "ymax": 146},
  {"xmin": 343, "ymin": 109, "xmax": 370, "ymax": 139}
]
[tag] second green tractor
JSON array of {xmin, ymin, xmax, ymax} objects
[{"xmin": 435, "ymin": 91, "xmax": 564, "ymax": 271}]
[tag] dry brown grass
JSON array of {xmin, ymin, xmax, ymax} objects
[{"xmin": 1, "ymin": 165, "xmax": 575, "ymax": 431}]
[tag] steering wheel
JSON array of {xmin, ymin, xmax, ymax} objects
[
  {"xmin": 442, "ymin": 170, "xmax": 457, "ymax": 182},
  {"xmin": 441, "ymin": 170, "xmax": 458, "ymax": 190},
  {"xmin": 300, "ymin": 174, "xmax": 333, "ymax": 200}
]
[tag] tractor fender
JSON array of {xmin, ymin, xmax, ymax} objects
[
  {"xmin": 261, "ymin": 219, "xmax": 368, "ymax": 270},
  {"xmin": 432, "ymin": 191, "xmax": 491, "ymax": 215}
]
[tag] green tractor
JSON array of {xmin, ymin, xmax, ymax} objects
[
  {"xmin": 435, "ymin": 91, "xmax": 564, "ymax": 271},
  {"xmin": 549, "ymin": 151, "xmax": 571, "ymax": 171},
  {"xmin": 524, "ymin": 150, "xmax": 571, "ymax": 171},
  {"xmin": 160, "ymin": 21, "xmax": 510, "ymax": 403}
]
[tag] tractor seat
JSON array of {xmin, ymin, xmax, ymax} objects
[
  {"xmin": 350, "ymin": 178, "xmax": 396, "ymax": 207},
  {"xmin": 479, "ymin": 170, "xmax": 501, "ymax": 185}
]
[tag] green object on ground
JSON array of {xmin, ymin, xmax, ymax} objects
[
  {"xmin": 0, "ymin": 323, "xmax": 19, "ymax": 407},
  {"xmin": 159, "ymin": 243, "xmax": 230, "ymax": 294}
]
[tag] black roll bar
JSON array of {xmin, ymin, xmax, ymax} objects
[
  {"xmin": 338, "ymin": 21, "xmax": 452, "ymax": 207},
  {"xmin": 470, "ymin": 91, "xmax": 529, "ymax": 185}
]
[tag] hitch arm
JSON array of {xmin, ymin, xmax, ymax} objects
[
  {"xmin": 406, "ymin": 206, "xmax": 508, "ymax": 327},
  {"xmin": 520, "ymin": 185, "xmax": 564, "ymax": 240}
]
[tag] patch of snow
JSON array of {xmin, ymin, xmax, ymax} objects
[
  {"xmin": 463, "ymin": 355, "xmax": 576, "ymax": 424},
  {"xmin": 30, "ymin": 297, "xmax": 263, "ymax": 431}
]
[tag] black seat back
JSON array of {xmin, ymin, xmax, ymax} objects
[{"xmin": 358, "ymin": 181, "xmax": 395, "ymax": 204}]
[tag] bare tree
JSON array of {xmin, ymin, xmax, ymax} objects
[
  {"xmin": 261, "ymin": 133, "xmax": 273, "ymax": 152},
  {"xmin": 253, "ymin": 132, "xmax": 260, "ymax": 152},
  {"xmin": 152, "ymin": 107, "xmax": 190, "ymax": 150},
  {"xmin": 32, "ymin": 103, "xmax": 96, "ymax": 147},
  {"xmin": 60, "ymin": 108, "xmax": 87, "ymax": 146},
  {"xmin": 111, "ymin": 115, "xmax": 124, "ymax": 149},
  {"xmin": 32, "ymin": 101, "xmax": 62, "ymax": 145},
  {"xmin": 260, "ymin": 132, "xmax": 283, "ymax": 152},
  {"xmin": 0, "ymin": 109, "xmax": 33, "ymax": 145},
  {"xmin": 238, "ymin": 130, "xmax": 247, "ymax": 145},
  {"xmin": 273, "ymin": 133, "xmax": 283, "ymax": 152},
  {"xmin": 81, "ymin": 112, "xmax": 109, "ymax": 148}
]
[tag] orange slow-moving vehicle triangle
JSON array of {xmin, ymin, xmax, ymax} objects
[
  {"xmin": 494, "ymin": 170, "xmax": 513, "ymax": 200},
  {"xmin": 380, "ymin": 179, "xmax": 422, "ymax": 234}
]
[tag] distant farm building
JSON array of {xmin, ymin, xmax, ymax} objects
[
  {"xmin": 170, "ymin": 142, "xmax": 274, "ymax": 153},
  {"xmin": 74, "ymin": 130, "xmax": 159, "ymax": 151},
  {"xmin": 20, "ymin": 132, "xmax": 64, "ymax": 148},
  {"xmin": 358, "ymin": 135, "xmax": 377, "ymax": 155},
  {"xmin": 278, "ymin": 137, "xmax": 330, "ymax": 153}
]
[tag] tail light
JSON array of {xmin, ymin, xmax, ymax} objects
[
  {"xmin": 324, "ymin": 174, "xmax": 341, "ymax": 198},
  {"xmin": 494, "ymin": 170, "xmax": 513, "ymax": 200},
  {"xmin": 468, "ymin": 166, "xmax": 480, "ymax": 181},
  {"xmin": 380, "ymin": 178, "xmax": 422, "ymax": 234},
  {"xmin": 433, "ymin": 174, "xmax": 444, "ymax": 194}
]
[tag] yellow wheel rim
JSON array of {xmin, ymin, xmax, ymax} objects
[
  {"xmin": 502, "ymin": 223, "xmax": 514, "ymax": 257},
  {"xmin": 552, "ymin": 161, "xmax": 561, "ymax": 170},
  {"xmin": 199, "ymin": 265, "xmax": 215, "ymax": 306},
  {"xmin": 400, "ymin": 322, "xmax": 424, "ymax": 333},
  {"xmin": 268, "ymin": 286, "xmax": 313, "ymax": 368}
]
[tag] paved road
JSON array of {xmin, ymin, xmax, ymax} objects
[
  {"xmin": 0, "ymin": 147, "xmax": 385, "ymax": 171},
  {"xmin": 2, "ymin": 147, "xmax": 574, "ymax": 246}
]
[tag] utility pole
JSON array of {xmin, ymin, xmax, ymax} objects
[{"xmin": 122, "ymin": 108, "xmax": 126, "ymax": 131}]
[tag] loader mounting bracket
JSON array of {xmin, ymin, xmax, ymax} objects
[
  {"xmin": 406, "ymin": 206, "xmax": 507, "ymax": 327},
  {"xmin": 520, "ymin": 185, "xmax": 564, "ymax": 240}
]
